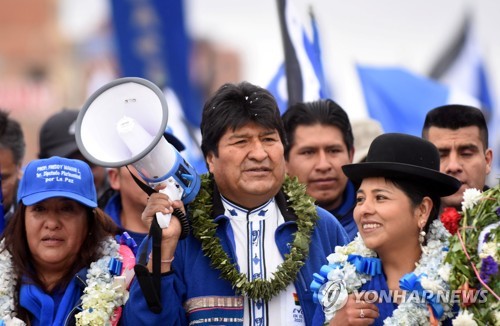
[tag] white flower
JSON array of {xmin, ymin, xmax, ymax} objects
[
  {"xmin": 350, "ymin": 235, "xmax": 377, "ymax": 257},
  {"xmin": 326, "ymin": 252, "xmax": 347, "ymax": 264},
  {"xmin": 478, "ymin": 242, "xmax": 499, "ymax": 260},
  {"xmin": 494, "ymin": 307, "xmax": 500, "ymax": 325},
  {"xmin": 461, "ymin": 188, "xmax": 482, "ymax": 211},
  {"xmin": 75, "ymin": 237, "xmax": 127, "ymax": 326},
  {"xmin": 477, "ymin": 221, "xmax": 500, "ymax": 259},
  {"xmin": 1, "ymin": 315, "xmax": 25, "ymax": 326},
  {"xmin": 438, "ymin": 264, "xmax": 451, "ymax": 282},
  {"xmin": 420, "ymin": 277, "xmax": 444, "ymax": 293},
  {"xmin": 0, "ymin": 240, "xmax": 21, "ymax": 324},
  {"xmin": 452, "ymin": 309, "xmax": 478, "ymax": 326},
  {"xmin": 341, "ymin": 263, "xmax": 364, "ymax": 291}
]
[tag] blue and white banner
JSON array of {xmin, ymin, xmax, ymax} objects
[
  {"xmin": 109, "ymin": 0, "xmax": 203, "ymax": 127},
  {"xmin": 270, "ymin": 0, "xmax": 328, "ymax": 113},
  {"xmin": 110, "ymin": 0, "xmax": 207, "ymax": 174}
]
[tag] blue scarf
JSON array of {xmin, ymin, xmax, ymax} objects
[{"xmin": 20, "ymin": 277, "xmax": 81, "ymax": 326}]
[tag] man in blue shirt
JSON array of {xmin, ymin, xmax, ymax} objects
[
  {"xmin": 283, "ymin": 99, "xmax": 358, "ymax": 241},
  {"xmin": 123, "ymin": 82, "xmax": 349, "ymax": 325}
]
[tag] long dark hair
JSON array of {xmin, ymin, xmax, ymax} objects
[{"xmin": 1, "ymin": 203, "xmax": 119, "ymax": 311}]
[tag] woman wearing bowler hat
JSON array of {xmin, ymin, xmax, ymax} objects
[{"xmin": 310, "ymin": 133, "xmax": 461, "ymax": 325}]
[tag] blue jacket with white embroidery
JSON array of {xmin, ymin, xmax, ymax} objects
[{"xmin": 122, "ymin": 185, "xmax": 349, "ymax": 326}]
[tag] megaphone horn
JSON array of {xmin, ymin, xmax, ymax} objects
[{"xmin": 75, "ymin": 77, "xmax": 200, "ymax": 228}]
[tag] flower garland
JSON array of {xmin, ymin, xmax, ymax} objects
[
  {"xmin": 444, "ymin": 185, "xmax": 500, "ymax": 325},
  {"xmin": 75, "ymin": 236, "xmax": 129, "ymax": 325},
  {"xmin": 0, "ymin": 237, "xmax": 128, "ymax": 326},
  {"xmin": 311, "ymin": 219, "xmax": 455, "ymax": 325},
  {"xmin": 0, "ymin": 240, "xmax": 19, "ymax": 323},
  {"xmin": 188, "ymin": 174, "xmax": 318, "ymax": 302}
]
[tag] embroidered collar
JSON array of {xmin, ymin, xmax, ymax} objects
[
  {"xmin": 221, "ymin": 196, "xmax": 275, "ymax": 222},
  {"xmin": 189, "ymin": 174, "xmax": 319, "ymax": 302}
]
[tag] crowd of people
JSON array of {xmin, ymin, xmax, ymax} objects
[{"xmin": 0, "ymin": 79, "xmax": 496, "ymax": 325}]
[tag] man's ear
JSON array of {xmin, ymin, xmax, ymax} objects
[
  {"xmin": 107, "ymin": 168, "xmax": 121, "ymax": 191},
  {"xmin": 349, "ymin": 147, "xmax": 355, "ymax": 163},
  {"xmin": 16, "ymin": 164, "xmax": 23, "ymax": 180},
  {"xmin": 485, "ymin": 148, "xmax": 493, "ymax": 175},
  {"xmin": 206, "ymin": 152, "xmax": 215, "ymax": 174}
]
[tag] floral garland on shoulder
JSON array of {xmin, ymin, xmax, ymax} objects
[
  {"xmin": 75, "ymin": 236, "xmax": 129, "ymax": 325},
  {"xmin": 188, "ymin": 174, "xmax": 318, "ymax": 302},
  {"xmin": 441, "ymin": 186, "xmax": 500, "ymax": 325},
  {"xmin": 0, "ymin": 236, "xmax": 129, "ymax": 326},
  {"xmin": 311, "ymin": 219, "xmax": 455, "ymax": 325}
]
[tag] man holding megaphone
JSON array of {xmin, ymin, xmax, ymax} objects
[
  {"xmin": 121, "ymin": 81, "xmax": 349, "ymax": 325},
  {"xmin": 74, "ymin": 77, "xmax": 202, "ymax": 314}
]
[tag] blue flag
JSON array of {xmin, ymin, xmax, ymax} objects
[
  {"xmin": 110, "ymin": 0, "xmax": 207, "ymax": 174},
  {"xmin": 270, "ymin": 0, "xmax": 329, "ymax": 113},
  {"xmin": 357, "ymin": 65, "xmax": 480, "ymax": 137},
  {"xmin": 109, "ymin": 0, "xmax": 203, "ymax": 127}
]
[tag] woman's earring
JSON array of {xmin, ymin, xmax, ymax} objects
[
  {"xmin": 419, "ymin": 227, "xmax": 427, "ymax": 253},
  {"xmin": 419, "ymin": 229, "xmax": 426, "ymax": 244}
]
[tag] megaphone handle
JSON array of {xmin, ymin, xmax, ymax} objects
[
  {"xmin": 154, "ymin": 208, "xmax": 189, "ymax": 238},
  {"xmin": 155, "ymin": 212, "xmax": 172, "ymax": 228},
  {"xmin": 172, "ymin": 208, "xmax": 190, "ymax": 240}
]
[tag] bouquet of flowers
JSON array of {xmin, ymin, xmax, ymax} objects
[{"xmin": 442, "ymin": 185, "xmax": 500, "ymax": 325}]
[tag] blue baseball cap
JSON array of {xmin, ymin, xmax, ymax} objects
[{"xmin": 18, "ymin": 156, "xmax": 97, "ymax": 208}]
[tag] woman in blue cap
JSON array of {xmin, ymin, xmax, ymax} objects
[
  {"xmin": 310, "ymin": 133, "xmax": 461, "ymax": 326},
  {"xmin": 0, "ymin": 156, "xmax": 133, "ymax": 325}
]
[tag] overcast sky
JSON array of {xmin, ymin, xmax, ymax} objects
[{"xmin": 58, "ymin": 0, "xmax": 499, "ymax": 179}]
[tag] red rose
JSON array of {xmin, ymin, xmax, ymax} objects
[{"xmin": 440, "ymin": 207, "xmax": 462, "ymax": 235}]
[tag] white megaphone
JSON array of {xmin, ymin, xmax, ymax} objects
[{"xmin": 75, "ymin": 77, "xmax": 200, "ymax": 228}]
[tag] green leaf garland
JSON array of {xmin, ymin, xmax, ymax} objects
[{"xmin": 189, "ymin": 174, "xmax": 318, "ymax": 302}]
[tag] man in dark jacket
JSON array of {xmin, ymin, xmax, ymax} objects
[{"xmin": 282, "ymin": 99, "xmax": 358, "ymax": 241}]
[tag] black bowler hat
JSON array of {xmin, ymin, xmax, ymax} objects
[{"xmin": 342, "ymin": 133, "xmax": 460, "ymax": 196}]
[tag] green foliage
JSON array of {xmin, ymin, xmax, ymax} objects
[{"xmin": 188, "ymin": 174, "xmax": 319, "ymax": 302}]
